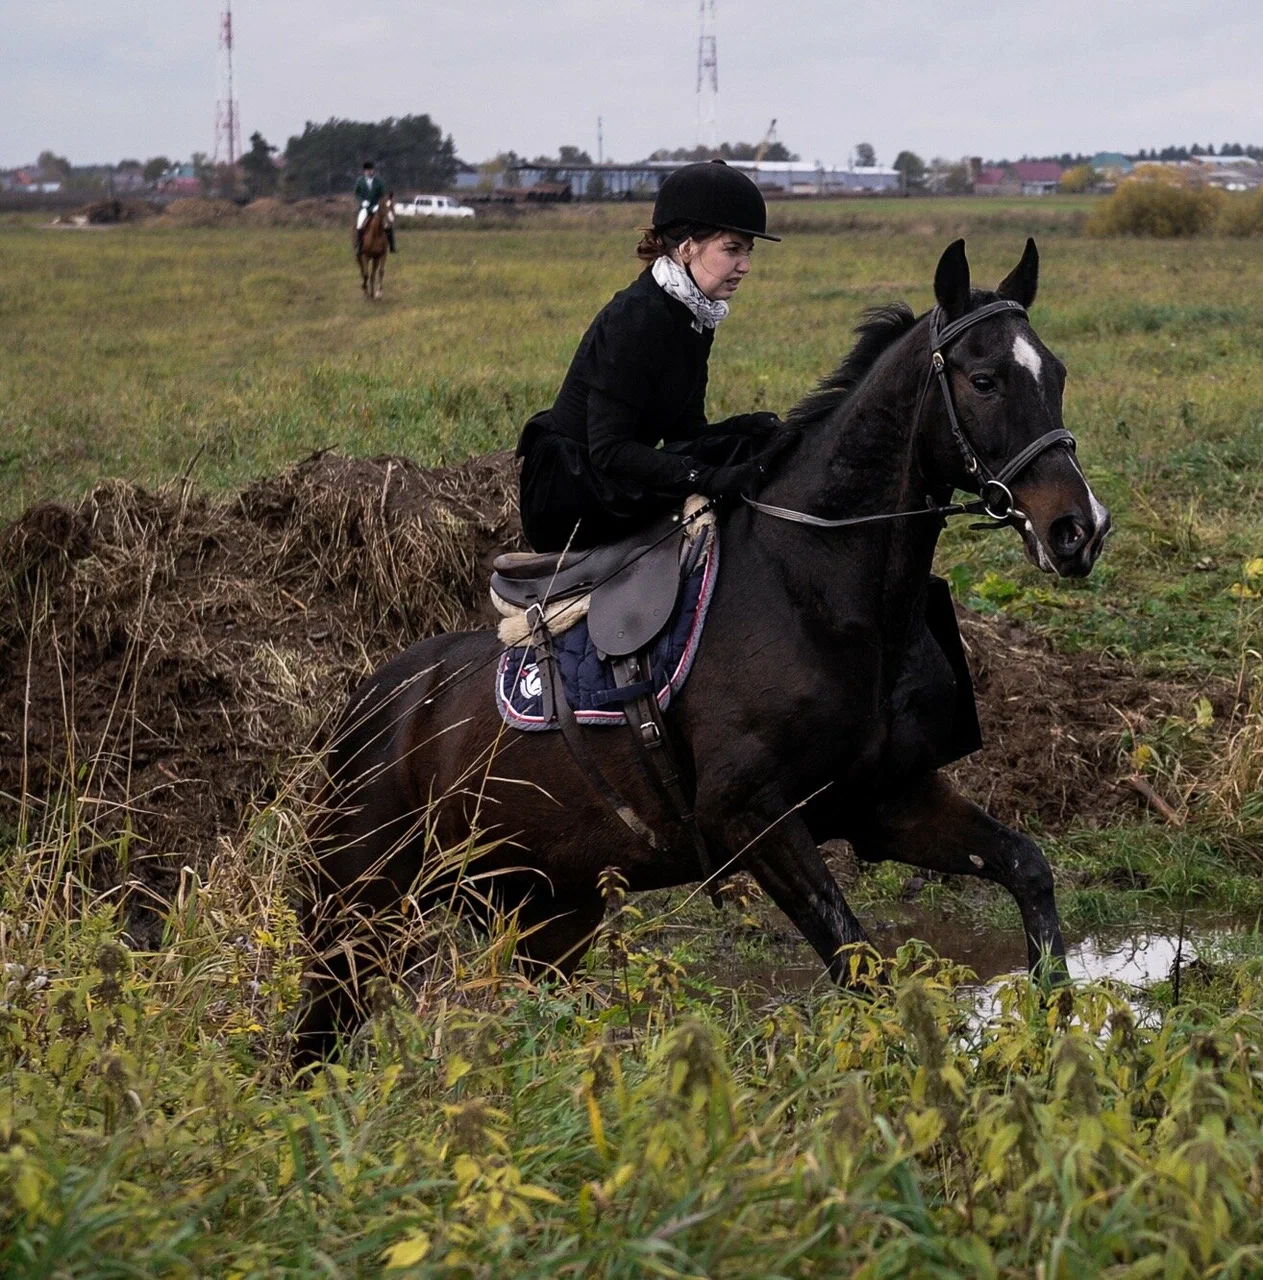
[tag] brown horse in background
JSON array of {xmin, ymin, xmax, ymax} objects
[{"xmin": 357, "ymin": 194, "xmax": 393, "ymax": 300}]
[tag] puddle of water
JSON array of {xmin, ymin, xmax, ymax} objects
[{"xmin": 730, "ymin": 905, "xmax": 1261, "ymax": 1009}]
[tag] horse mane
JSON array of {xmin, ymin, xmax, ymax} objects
[{"xmin": 785, "ymin": 303, "xmax": 919, "ymax": 429}]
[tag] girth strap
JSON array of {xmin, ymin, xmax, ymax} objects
[
  {"xmin": 614, "ymin": 654, "xmax": 724, "ymax": 911},
  {"xmin": 526, "ymin": 610, "xmax": 663, "ymax": 853}
]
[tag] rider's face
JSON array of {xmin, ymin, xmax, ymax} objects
[{"xmin": 678, "ymin": 232, "xmax": 755, "ymax": 301}]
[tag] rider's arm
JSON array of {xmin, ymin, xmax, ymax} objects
[
  {"xmin": 662, "ymin": 364, "xmax": 709, "ymax": 444},
  {"xmin": 587, "ymin": 388, "xmax": 709, "ymax": 495}
]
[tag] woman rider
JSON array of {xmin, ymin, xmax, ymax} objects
[{"xmin": 516, "ymin": 160, "xmax": 789, "ymax": 552}]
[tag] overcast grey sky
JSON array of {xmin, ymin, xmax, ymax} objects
[{"xmin": 3, "ymin": 1, "xmax": 1261, "ymax": 169}]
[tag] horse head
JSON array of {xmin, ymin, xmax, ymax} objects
[{"xmin": 928, "ymin": 238, "xmax": 1110, "ymax": 578}]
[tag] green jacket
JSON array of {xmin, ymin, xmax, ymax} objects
[{"xmin": 354, "ymin": 174, "xmax": 385, "ymax": 206}]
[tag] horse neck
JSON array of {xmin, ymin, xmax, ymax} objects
[
  {"xmin": 364, "ymin": 209, "xmax": 386, "ymax": 249},
  {"xmin": 754, "ymin": 321, "xmax": 949, "ymax": 639}
]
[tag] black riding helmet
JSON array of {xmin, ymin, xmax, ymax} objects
[{"xmin": 652, "ymin": 159, "xmax": 780, "ymax": 242}]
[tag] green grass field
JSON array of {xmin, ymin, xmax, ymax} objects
[
  {"xmin": 4, "ymin": 200, "xmax": 1260, "ymax": 672},
  {"xmin": 2, "ymin": 202, "xmax": 1263, "ymax": 1275}
]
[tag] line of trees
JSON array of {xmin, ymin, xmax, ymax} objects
[
  {"xmin": 282, "ymin": 115, "xmax": 458, "ymax": 197},
  {"xmin": 646, "ymin": 140, "xmax": 800, "ymax": 163},
  {"xmin": 1135, "ymin": 143, "xmax": 1263, "ymax": 161}
]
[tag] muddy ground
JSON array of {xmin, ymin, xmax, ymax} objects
[{"xmin": 0, "ymin": 451, "xmax": 1233, "ymax": 899}]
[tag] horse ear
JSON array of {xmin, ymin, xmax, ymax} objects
[
  {"xmin": 933, "ymin": 239, "xmax": 971, "ymax": 320},
  {"xmin": 997, "ymin": 237, "xmax": 1039, "ymax": 308}
]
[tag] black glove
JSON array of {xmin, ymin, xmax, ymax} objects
[
  {"xmin": 720, "ymin": 411, "xmax": 783, "ymax": 440},
  {"xmin": 753, "ymin": 421, "xmax": 799, "ymax": 470},
  {"xmin": 700, "ymin": 460, "xmax": 766, "ymax": 500}
]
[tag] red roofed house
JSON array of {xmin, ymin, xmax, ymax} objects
[
  {"xmin": 973, "ymin": 166, "xmax": 1013, "ymax": 193},
  {"xmin": 973, "ymin": 161, "xmax": 1062, "ymax": 196},
  {"xmin": 1012, "ymin": 162, "xmax": 1063, "ymax": 195}
]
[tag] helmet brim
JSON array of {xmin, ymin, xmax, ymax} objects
[
  {"xmin": 657, "ymin": 220, "xmax": 782, "ymax": 243},
  {"xmin": 717, "ymin": 223, "xmax": 782, "ymax": 243}
]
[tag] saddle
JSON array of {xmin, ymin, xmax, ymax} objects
[
  {"xmin": 490, "ymin": 498, "xmax": 724, "ymax": 906},
  {"xmin": 491, "ymin": 498, "xmax": 712, "ymax": 654}
]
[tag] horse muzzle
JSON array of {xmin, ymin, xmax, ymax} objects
[{"xmin": 1018, "ymin": 498, "xmax": 1111, "ymax": 578}]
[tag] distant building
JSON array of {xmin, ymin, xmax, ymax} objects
[
  {"xmin": 156, "ymin": 162, "xmax": 201, "ymax": 195},
  {"xmin": 501, "ymin": 162, "xmax": 661, "ymax": 200},
  {"xmin": 974, "ymin": 166, "xmax": 1013, "ymax": 194},
  {"xmin": 451, "ymin": 161, "xmax": 481, "ymax": 191},
  {"xmin": 1012, "ymin": 162, "xmax": 1063, "ymax": 194},
  {"xmin": 734, "ymin": 160, "xmax": 902, "ymax": 194},
  {"xmin": 1190, "ymin": 156, "xmax": 1263, "ymax": 191},
  {"xmin": 112, "ymin": 167, "xmax": 147, "ymax": 193},
  {"xmin": 1, "ymin": 167, "xmax": 62, "ymax": 194},
  {"xmin": 975, "ymin": 161, "xmax": 1063, "ymax": 196},
  {"xmin": 501, "ymin": 156, "xmax": 901, "ymax": 200},
  {"xmin": 1090, "ymin": 152, "xmax": 1133, "ymax": 185}
]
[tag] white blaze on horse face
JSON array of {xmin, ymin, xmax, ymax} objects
[{"xmin": 1012, "ymin": 333, "xmax": 1043, "ymax": 384}]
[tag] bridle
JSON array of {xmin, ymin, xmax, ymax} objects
[{"xmin": 746, "ymin": 298, "xmax": 1078, "ymax": 532}]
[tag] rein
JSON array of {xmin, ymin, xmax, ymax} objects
[{"xmin": 747, "ymin": 299, "xmax": 1076, "ymax": 533}]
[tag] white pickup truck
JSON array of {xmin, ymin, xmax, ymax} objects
[{"xmin": 394, "ymin": 195, "xmax": 476, "ymax": 219}]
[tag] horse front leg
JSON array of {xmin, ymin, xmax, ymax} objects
[
  {"xmin": 698, "ymin": 785, "xmax": 870, "ymax": 982},
  {"xmin": 849, "ymin": 772, "xmax": 1067, "ymax": 977}
]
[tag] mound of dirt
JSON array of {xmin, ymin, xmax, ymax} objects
[
  {"xmin": 238, "ymin": 196, "xmax": 354, "ymax": 228},
  {"xmin": 0, "ymin": 451, "xmax": 1232, "ymax": 898},
  {"xmin": 0, "ymin": 451, "xmax": 520, "ymax": 894},
  {"xmin": 53, "ymin": 199, "xmax": 155, "ymax": 226},
  {"xmin": 158, "ymin": 198, "xmax": 242, "ymax": 227},
  {"xmin": 948, "ymin": 612, "xmax": 1230, "ymax": 831}
]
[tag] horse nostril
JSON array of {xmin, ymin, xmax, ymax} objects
[{"xmin": 1049, "ymin": 516, "xmax": 1087, "ymax": 557}]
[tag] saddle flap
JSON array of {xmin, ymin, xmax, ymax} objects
[
  {"xmin": 490, "ymin": 512, "xmax": 688, "ymax": 611},
  {"xmin": 587, "ymin": 524, "xmax": 685, "ymax": 658}
]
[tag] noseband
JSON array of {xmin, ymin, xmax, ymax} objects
[{"xmin": 747, "ymin": 298, "xmax": 1077, "ymax": 531}]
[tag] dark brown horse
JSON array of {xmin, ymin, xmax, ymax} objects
[
  {"xmin": 297, "ymin": 239, "xmax": 1111, "ymax": 1061},
  {"xmin": 357, "ymin": 194, "xmax": 393, "ymax": 300}
]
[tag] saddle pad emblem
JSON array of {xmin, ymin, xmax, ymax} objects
[
  {"xmin": 519, "ymin": 664, "xmax": 542, "ymax": 700},
  {"xmin": 495, "ymin": 535, "xmax": 719, "ymax": 732}
]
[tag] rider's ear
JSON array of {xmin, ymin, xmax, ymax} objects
[
  {"xmin": 933, "ymin": 239, "xmax": 971, "ymax": 321},
  {"xmin": 997, "ymin": 237, "xmax": 1039, "ymax": 309}
]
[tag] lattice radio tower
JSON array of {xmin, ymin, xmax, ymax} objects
[
  {"xmin": 214, "ymin": 1, "xmax": 242, "ymax": 166},
  {"xmin": 696, "ymin": 0, "xmax": 718, "ymax": 152}
]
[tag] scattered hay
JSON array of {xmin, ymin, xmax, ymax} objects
[{"xmin": 0, "ymin": 449, "xmax": 1240, "ymax": 899}]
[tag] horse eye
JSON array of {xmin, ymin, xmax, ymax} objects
[{"xmin": 970, "ymin": 374, "xmax": 996, "ymax": 394}]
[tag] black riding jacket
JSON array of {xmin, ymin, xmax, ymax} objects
[{"xmin": 524, "ymin": 268, "xmax": 728, "ymax": 497}]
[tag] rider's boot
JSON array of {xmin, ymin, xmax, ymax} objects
[
  {"xmin": 387, "ymin": 226, "xmax": 397, "ymax": 254},
  {"xmin": 354, "ymin": 229, "xmax": 363, "ymax": 256}
]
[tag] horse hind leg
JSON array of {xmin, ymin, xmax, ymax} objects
[
  {"xmin": 514, "ymin": 891, "xmax": 605, "ymax": 980},
  {"xmin": 848, "ymin": 772, "xmax": 1067, "ymax": 977},
  {"xmin": 294, "ymin": 778, "xmax": 428, "ymax": 1070}
]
